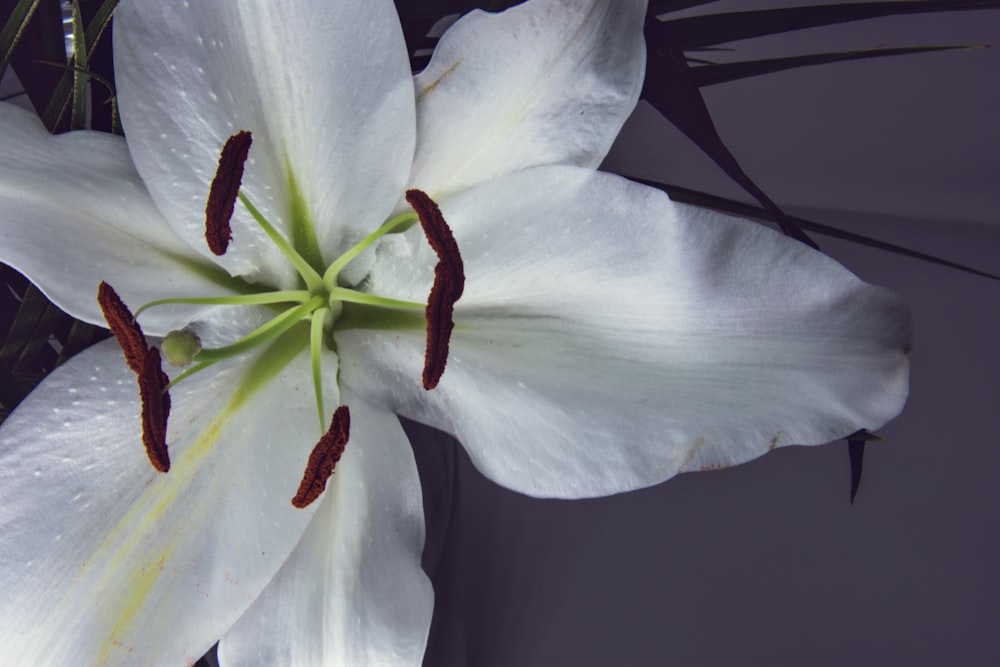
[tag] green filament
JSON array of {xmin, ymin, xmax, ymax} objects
[
  {"xmin": 194, "ymin": 296, "xmax": 323, "ymax": 364},
  {"xmin": 322, "ymin": 212, "xmax": 418, "ymax": 288},
  {"xmin": 310, "ymin": 307, "xmax": 330, "ymax": 432},
  {"xmin": 134, "ymin": 290, "xmax": 311, "ymax": 317},
  {"xmin": 328, "ymin": 287, "xmax": 423, "ymax": 310},
  {"xmin": 239, "ymin": 192, "xmax": 324, "ymax": 292}
]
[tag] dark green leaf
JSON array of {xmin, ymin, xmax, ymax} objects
[
  {"xmin": 634, "ymin": 179, "xmax": 1000, "ymax": 282},
  {"xmin": 649, "ymin": 0, "xmax": 721, "ymax": 15},
  {"xmin": 9, "ymin": 286, "xmax": 64, "ymax": 371},
  {"xmin": 847, "ymin": 429, "xmax": 885, "ymax": 444},
  {"xmin": 3, "ymin": 0, "xmax": 68, "ymax": 131},
  {"xmin": 80, "ymin": 0, "xmax": 117, "ymax": 133},
  {"xmin": 39, "ymin": 62, "xmax": 120, "ymax": 134},
  {"xmin": 39, "ymin": 0, "xmax": 118, "ymax": 132},
  {"xmin": 847, "ymin": 429, "xmax": 880, "ymax": 505},
  {"xmin": 56, "ymin": 319, "xmax": 106, "ymax": 366},
  {"xmin": 661, "ymin": 1, "xmax": 1000, "ymax": 50},
  {"xmin": 848, "ymin": 436, "xmax": 866, "ymax": 505},
  {"xmin": 1, "ymin": 284, "xmax": 53, "ymax": 367},
  {"xmin": 0, "ymin": 0, "xmax": 40, "ymax": 81},
  {"xmin": 0, "ymin": 355, "xmax": 22, "ymax": 422},
  {"xmin": 0, "ymin": 265, "xmax": 105, "ymax": 426},
  {"xmin": 642, "ymin": 17, "xmax": 818, "ymax": 248},
  {"xmin": 69, "ymin": 0, "xmax": 87, "ymax": 130},
  {"xmin": 690, "ymin": 45, "xmax": 977, "ymax": 87}
]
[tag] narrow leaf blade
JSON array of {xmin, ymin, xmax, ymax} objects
[
  {"xmin": 0, "ymin": 0, "xmax": 40, "ymax": 79},
  {"xmin": 69, "ymin": 0, "xmax": 87, "ymax": 130},
  {"xmin": 663, "ymin": 1, "xmax": 1000, "ymax": 50},
  {"xmin": 691, "ymin": 45, "xmax": 977, "ymax": 87},
  {"xmin": 848, "ymin": 436, "xmax": 866, "ymax": 505},
  {"xmin": 632, "ymin": 178, "xmax": 1000, "ymax": 282},
  {"xmin": 643, "ymin": 17, "xmax": 818, "ymax": 248},
  {"xmin": 40, "ymin": 0, "xmax": 117, "ymax": 132}
]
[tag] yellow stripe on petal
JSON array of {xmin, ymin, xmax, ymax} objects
[{"xmin": 80, "ymin": 326, "xmax": 310, "ymax": 665}]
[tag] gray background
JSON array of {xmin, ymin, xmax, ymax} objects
[{"xmin": 414, "ymin": 3, "xmax": 1000, "ymax": 665}]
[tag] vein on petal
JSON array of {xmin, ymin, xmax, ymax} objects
[{"xmin": 416, "ymin": 57, "xmax": 463, "ymax": 102}]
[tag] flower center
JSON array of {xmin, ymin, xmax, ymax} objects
[{"xmin": 97, "ymin": 131, "xmax": 464, "ymax": 508}]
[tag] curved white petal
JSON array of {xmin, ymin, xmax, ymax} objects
[
  {"xmin": 408, "ymin": 0, "xmax": 646, "ymax": 201},
  {"xmin": 0, "ymin": 103, "xmax": 234, "ymax": 334},
  {"xmin": 340, "ymin": 167, "xmax": 911, "ymax": 498},
  {"xmin": 0, "ymin": 332, "xmax": 340, "ymax": 666},
  {"xmin": 115, "ymin": 0, "xmax": 416, "ymax": 284},
  {"xmin": 218, "ymin": 390, "xmax": 432, "ymax": 667}
]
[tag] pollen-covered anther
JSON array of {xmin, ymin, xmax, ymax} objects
[
  {"xmin": 291, "ymin": 405, "xmax": 350, "ymax": 509},
  {"xmin": 97, "ymin": 281, "xmax": 148, "ymax": 374},
  {"xmin": 205, "ymin": 130, "xmax": 253, "ymax": 256},
  {"xmin": 405, "ymin": 189, "xmax": 465, "ymax": 390},
  {"xmin": 138, "ymin": 347, "xmax": 171, "ymax": 473}
]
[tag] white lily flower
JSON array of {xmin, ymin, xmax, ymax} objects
[{"xmin": 0, "ymin": 0, "xmax": 910, "ymax": 665}]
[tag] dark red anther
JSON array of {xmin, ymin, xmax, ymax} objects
[
  {"xmin": 97, "ymin": 281, "xmax": 148, "ymax": 374},
  {"xmin": 291, "ymin": 405, "xmax": 350, "ymax": 509},
  {"xmin": 405, "ymin": 189, "xmax": 464, "ymax": 390},
  {"xmin": 205, "ymin": 130, "xmax": 253, "ymax": 256},
  {"xmin": 137, "ymin": 347, "xmax": 171, "ymax": 473}
]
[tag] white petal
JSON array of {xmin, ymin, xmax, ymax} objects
[
  {"xmin": 340, "ymin": 167, "xmax": 911, "ymax": 498},
  {"xmin": 0, "ymin": 103, "xmax": 233, "ymax": 334},
  {"xmin": 114, "ymin": 0, "xmax": 416, "ymax": 284},
  {"xmin": 218, "ymin": 390, "xmax": 432, "ymax": 667},
  {"xmin": 0, "ymin": 332, "xmax": 340, "ymax": 665},
  {"xmin": 408, "ymin": 0, "xmax": 646, "ymax": 200}
]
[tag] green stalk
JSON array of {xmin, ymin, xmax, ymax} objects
[
  {"xmin": 240, "ymin": 193, "xmax": 324, "ymax": 292},
  {"xmin": 310, "ymin": 307, "xmax": 330, "ymax": 433},
  {"xmin": 194, "ymin": 297, "xmax": 322, "ymax": 364},
  {"xmin": 322, "ymin": 212, "xmax": 418, "ymax": 288},
  {"xmin": 328, "ymin": 287, "xmax": 423, "ymax": 310},
  {"xmin": 134, "ymin": 290, "xmax": 310, "ymax": 317}
]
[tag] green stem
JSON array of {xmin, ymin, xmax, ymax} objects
[
  {"xmin": 163, "ymin": 360, "xmax": 213, "ymax": 391},
  {"xmin": 322, "ymin": 212, "xmax": 418, "ymax": 288},
  {"xmin": 328, "ymin": 287, "xmax": 424, "ymax": 310},
  {"xmin": 310, "ymin": 307, "xmax": 330, "ymax": 433},
  {"xmin": 194, "ymin": 296, "xmax": 322, "ymax": 364},
  {"xmin": 134, "ymin": 290, "xmax": 310, "ymax": 317},
  {"xmin": 240, "ymin": 192, "xmax": 324, "ymax": 292}
]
